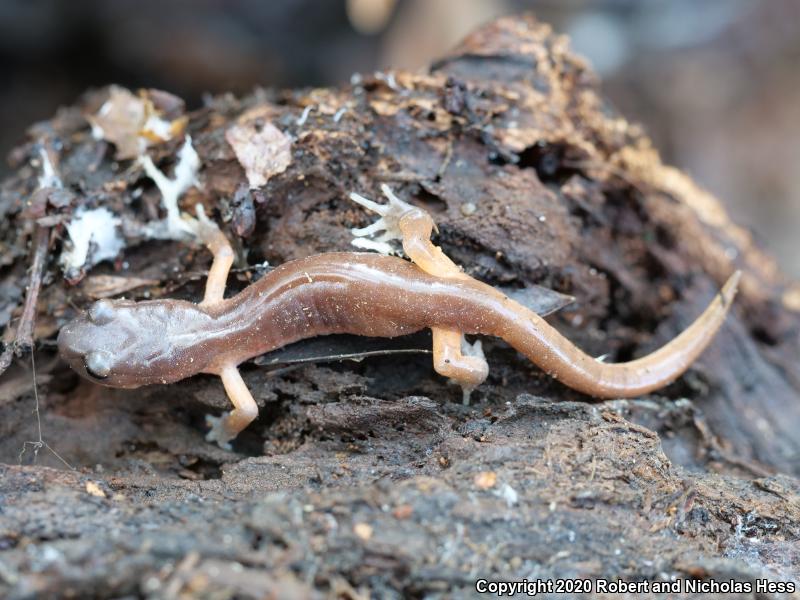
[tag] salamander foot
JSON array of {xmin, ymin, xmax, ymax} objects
[
  {"xmin": 349, "ymin": 184, "xmax": 417, "ymax": 254},
  {"xmin": 205, "ymin": 413, "xmax": 234, "ymax": 450}
]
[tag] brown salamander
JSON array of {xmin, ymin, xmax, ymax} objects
[{"xmin": 58, "ymin": 186, "xmax": 740, "ymax": 447}]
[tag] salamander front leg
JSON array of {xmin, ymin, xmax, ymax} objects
[
  {"xmin": 205, "ymin": 364, "xmax": 259, "ymax": 449},
  {"xmin": 188, "ymin": 205, "xmax": 235, "ymax": 307},
  {"xmin": 432, "ymin": 328, "xmax": 489, "ymax": 405}
]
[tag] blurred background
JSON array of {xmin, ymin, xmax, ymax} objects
[{"xmin": 1, "ymin": 0, "xmax": 798, "ymax": 277}]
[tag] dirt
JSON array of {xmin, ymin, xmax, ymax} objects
[{"xmin": 0, "ymin": 15, "xmax": 798, "ymax": 599}]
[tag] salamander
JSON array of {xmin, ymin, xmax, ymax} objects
[{"xmin": 58, "ymin": 186, "xmax": 740, "ymax": 447}]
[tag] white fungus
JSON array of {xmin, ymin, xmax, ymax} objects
[
  {"xmin": 498, "ymin": 483, "xmax": 519, "ymax": 508},
  {"xmin": 139, "ymin": 135, "xmax": 201, "ymax": 238},
  {"xmin": 60, "ymin": 207, "xmax": 125, "ymax": 274}
]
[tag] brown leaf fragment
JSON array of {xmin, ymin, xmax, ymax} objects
[
  {"xmin": 87, "ymin": 87, "xmax": 146, "ymax": 160},
  {"xmin": 87, "ymin": 86, "xmax": 187, "ymax": 160},
  {"xmin": 79, "ymin": 275, "xmax": 159, "ymax": 299},
  {"xmin": 145, "ymin": 88, "xmax": 185, "ymax": 119},
  {"xmin": 392, "ymin": 505, "xmax": 413, "ymax": 520},
  {"xmin": 225, "ymin": 116, "xmax": 291, "ymax": 189}
]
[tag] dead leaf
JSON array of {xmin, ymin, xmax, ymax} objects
[
  {"xmin": 88, "ymin": 86, "xmax": 187, "ymax": 160},
  {"xmin": 225, "ymin": 116, "xmax": 291, "ymax": 189},
  {"xmin": 80, "ymin": 275, "xmax": 159, "ymax": 299}
]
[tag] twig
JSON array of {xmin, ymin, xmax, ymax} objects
[
  {"xmin": 9, "ymin": 139, "xmax": 73, "ymax": 469},
  {"xmin": 0, "ymin": 223, "xmax": 51, "ymax": 377},
  {"xmin": 437, "ymin": 140, "xmax": 454, "ymax": 180},
  {"xmin": 0, "ymin": 140, "xmax": 62, "ymax": 376},
  {"xmin": 373, "ymin": 171, "xmax": 428, "ymax": 183},
  {"xmin": 15, "ymin": 225, "xmax": 50, "ymax": 351}
]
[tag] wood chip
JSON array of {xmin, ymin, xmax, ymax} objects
[
  {"xmin": 85, "ymin": 481, "xmax": 106, "ymax": 498},
  {"xmin": 353, "ymin": 522, "xmax": 373, "ymax": 541},
  {"xmin": 392, "ymin": 505, "xmax": 413, "ymax": 520},
  {"xmin": 474, "ymin": 471, "xmax": 497, "ymax": 490}
]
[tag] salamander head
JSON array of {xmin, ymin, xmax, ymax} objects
[{"xmin": 58, "ymin": 298, "xmax": 211, "ymax": 388}]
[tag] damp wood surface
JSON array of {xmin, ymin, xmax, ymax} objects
[{"xmin": 0, "ymin": 15, "xmax": 799, "ymax": 599}]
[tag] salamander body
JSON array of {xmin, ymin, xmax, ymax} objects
[{"xmin": 58, "ymin": 186, "xmax": 740, "ymax": 447}]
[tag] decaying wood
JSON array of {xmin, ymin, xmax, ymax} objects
[{"xmin": 0, "ymin": 15, "xmax": 798, "ymax": 598}]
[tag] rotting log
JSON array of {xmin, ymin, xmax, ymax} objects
[{"xmin": 0, "ymin": 15, "xmax": 798, "ymax": 597}]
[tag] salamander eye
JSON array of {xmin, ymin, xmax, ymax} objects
[
  {"xmin": 88, "ymin": 300, "xmax": 114, "ymax": 324},
  {"xmin": 84, "ymin": 351, "xmax": 112, "ymax": 379}
]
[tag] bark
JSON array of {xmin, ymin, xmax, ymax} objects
[{"xmin": 0, "ymin": 15, "xmax": 798, "ymax": 598}]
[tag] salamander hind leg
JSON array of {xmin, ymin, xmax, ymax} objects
[
  {"xmin": 350, "ymin": 184, "xmax": 415, "ymax": 255},
  {"xmin": 205, "ymin": 365, "xmax": 259, "ymax": 449},
  {"xmin": 350, "ymin": 185, "xmax": 466, "ymax": 279},
  {"xmin": 350, "ymin": 184, "xmax": 412, "ymax": 254},
  {"xmin": 352, "ymin": 187, "xmax": 486, "ymax": 402},
  {"xmin": 432, "ymin": 328, "xmax": 489, "ymax": 405}
]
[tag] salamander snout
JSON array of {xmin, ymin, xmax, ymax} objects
[
  {"xmin": 57, "ymin": 299, "xmax": 134, "ymax": 387},
  {"xmin": 58, "ymin": 297, "xmax": 210, "ymax": 388}
]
